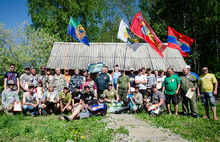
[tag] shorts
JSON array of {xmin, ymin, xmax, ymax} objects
[
  {"xmin": 201, "ymin": 92, "xmax": 216, "ymax": 107},
  {"xmin": 165, "ymin": 94, "xmax": 177, "ymax": 105},
  {"xmin": 79, "ymin": 105, "xmax": 90, "ymax": 119}
]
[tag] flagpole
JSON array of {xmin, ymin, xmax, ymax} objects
[
  {"xmin": 124, "ymin": 41, "xmax": 129, "ymax": 68},
  {"xmin": 165, "ymin": 47, "xmax": 169, "ymax": 75},
  {"xmin": 113, "ymin": 39, "xmax": 117, "ymax": 68},
  {"xmin": 146, "ymin": 44, "xmax": 154, "ymax": 71}
]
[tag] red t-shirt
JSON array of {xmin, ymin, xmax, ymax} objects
[{"xmin": 80, "ymin": 81, "xmax": 97, "ymax": 90}]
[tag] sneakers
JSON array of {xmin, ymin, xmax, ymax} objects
[
  {"xmin": 202, "ymin": 115, "xmax": 210, "ymax": 119},
  {"xmin": 184, "ymin": 114, "xmax": 189, "ymax": 117},
  {"xmin": 213, "ymin": 116, "xmax": 218, "ymax": 121},
  {"xmin": 194, "ymin": 115, "xmax": 198, "ymax": 118}
]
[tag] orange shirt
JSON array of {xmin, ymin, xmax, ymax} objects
[{"xmin": 64, "ymin": 74, "xmax": 71, "ymax": 83}]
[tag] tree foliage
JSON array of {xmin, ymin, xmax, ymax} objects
[{"xmin": 0, "ymin": 22, "xmax": 59, "ymax": 91}]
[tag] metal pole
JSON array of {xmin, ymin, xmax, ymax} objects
[
  {"xmin": 113, "ymin": 39, "xmax": 118, "ymax": 68},
  {"xmin": 146, "ymin": 44, "xmax": 154, "ymax": 71},
  {"xmin": 124, "ymin": 42, "xmax": 128, "ymax": 68},
  {"xmin": 165, "ymin": 48, "xmax": 169, "ymax": 75}
]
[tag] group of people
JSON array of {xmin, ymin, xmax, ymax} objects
[{"xmin": 0, "ymin": 63, "xmax": 218, "ymax": 121}]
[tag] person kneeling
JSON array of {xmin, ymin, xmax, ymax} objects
[
  {"xmin": 41, "ymin": 84, "xmax": 60, "ymax": 115},
  {"xmin": 144, "ymin": 84, "xmax": 165, "ymax": 117},
  {"xmin": 59, "ymin": 86, "xmax": 72, "ymax": 114},
  {"xmin": 1, "ymin": 80, "xmax": 20, "ymax": 116},
  {"xmin": 103, "ymin": 82, "xmax": 119, "ymax": 103},
  {"xmin": 22, "ymin": 84, "xmax": 41, "ymax": 116},
  {"xmin": 86, "ymin": 94, "xmax": 107, "ymax": 116}
]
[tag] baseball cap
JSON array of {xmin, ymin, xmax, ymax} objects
[
  {"xmin": 75, "ymin": 84, "xmax": 80, "ymax": 89},
  {"xmin": 135, "ymin": 85, "xmax": 139, "ymax": 88},
  {"xmin": 37, "ymin": 79, "xmax": 43, "ymax": 83},
  {"xmin": 7, "ymin": 80, "xmax": 15, "ymax": 85},
  {"xmin": 130, "ymin": 68, "xmax": 134, "ymax": 71},
  {"xmin": 28, "ymin": 84, "xmax": 35, "ymax": 88},
  {"xmin": 114, "ymin": 64, "xmax": 119, "ymax": 67},
  {"xmin": 185, "ymin": 65, "xmax": 191, "ymax": 69},
  {"xmin": 83, "ymin": 69, "xmax": 87, "ymax": 72},
  {"xmin": 130, "ymin": 87, "xmax": 135, "ymax": 92},
  {"xmin": 99, "ymin": 94, "xmax": 105, "ymax": 99},
  {"xmin": 85, "ymin": 86, "xmax": 90, "ymax": 89},
  {"xmin": 120, "ymin": 68, "xmax": 125, "ymax": 71},
  {"xmin": 64, "ymin": 68, "xmax": 69, "ymax": 71},
  {"xmin": 138, "ymin": 68, "xmax": 142, "ymax": 71},
  {"xmin": 152, "ymin": 84, "xmax": 157, "ymax": 88},
  {"xmin": 158, "ymin": 69, "xmax": 163, "ymax": 73},
  {"xmin": 170, "ymin": 66, "xmax": 174, "ymax": 70},
  {"xmin": 46, "ymin": 68, "xmax": 51, "ymax": 71},
  {"xmin": 147, "ymin": 67, "xmax": 151, "ymax": 71},
  {"xmin": 49, "ymin": 84, "xmax": 54, "ymax": 87},
  {"xmin": 63, "ymin": 86, "xmax": 69, "ymax": 90},
  {"xmin": 25, "ymin": 66, "xmax": 30, "ymax": 70},
  {"xmin": 41, "ymin": 66, "xmax": 46, "ymax": 71},
  {"xmin": 108, "ymin": 82, "xmax": 113, "ymax": 86}
]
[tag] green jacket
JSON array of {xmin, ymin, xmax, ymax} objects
[{"xmin": 179, "ymin": 74, "xmax": 197, "ymax": 94}]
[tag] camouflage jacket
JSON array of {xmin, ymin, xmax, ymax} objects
[
  {"xmin": 69, "ymin": 75, "xmax": 84, "ymax": 92},
  {"xmin": 179, "ymin": 74, "xmax": 197, "ymax": 94},
  {"xmin": 51, "ymin": 74, "xmax": 67, "ymax": 92}
]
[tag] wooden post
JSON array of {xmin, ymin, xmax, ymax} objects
[
  {"xmin": 165, "ymin": 48, "xmax": 169, "ymax": 75},
  {"xmin": 146, "ymin": 45, "xmax": 154, "ymax": 71}
]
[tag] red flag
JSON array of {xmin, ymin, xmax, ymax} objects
[
  {"xmin": 130, "ymin": 12, "xmax": 166, "ymax": 58},
  {"xmin": 168, "ymin": 26, "xmax": 194, "ymax": 57}
]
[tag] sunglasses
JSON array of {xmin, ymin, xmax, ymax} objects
[
  {"xmin": 202, "ymin": 69, "xmax": 208, "ymax": 72},
  {"xmin": 29, "ymin": 87, "xmax": 35, "ymax": 89},
  {"xmin": 99, "ymin": 97, "xmax": 104, "ymax": 100}
]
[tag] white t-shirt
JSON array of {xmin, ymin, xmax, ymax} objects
[
  {"xmin": 155, "ymin": 76, "xmax": 166, "ymax": 89},
  {"xmin": 135, "ymin": 75, "xmax": 147, "ymax": 89}
]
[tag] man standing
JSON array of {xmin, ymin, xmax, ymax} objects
[
  {"xmin": 117, "ymin": 68, "xmax": 130, "ymax": 105},
  {"xmin": 128, "ymin": 68, "xmax": 136, "ymax": 87},
  {"xmin": 198, "ymin": 67, "xmax": 218, "ymax": 120},
  {"xmin": 20, "ymin": 66, "xmax": 33, "ymax": 92},
  {"xmin": 180, "ymin": 68, "xmax": 198, "ymax": 118},
  {"xmin": 4, "ymin": 63, "xmax": 20, "ymax": 93},
  {"xmin": 35, "ymin": 66, "xmax": 49, "ymax": 91},
  {"xmin": 64, "ymin": 68, "xmax": 71, "ymax": 87},
  {"xmin": 135, "ymin": 68, "xmax": 148, "ymax": 99},
  {"xmin": 111, "ymin": 65, "xmax": 121, "ymax": 89},
  {"xmin": 95, "ymin": 67, "xmax": 110, "ymax": 98},
  {"xmin": 155, "ymin": 69, "xmax": 166, "ymax": 91},
  {"xmin": 1, "ymin": 80, "xmax": 20, "ymax": 115},
  {"xmin": 105, "ymin": 66, "xmax": 113, "ymax": 83},
  {"xmin": 30, "ymin": 67, "xmax": 37, "ymax": 81},
  {"xmin": 142, "ymin": 67, "xmax": 148, "ymax": 76},
  {"xmin": 146, "ymin": 68, "xmax": 156, "ymax": 97},
  {"xmin": 69, "ymin": 68, "xmax": 84, "ymax": 93},
  {"xmin": 103, "ymin": 82, "xmax": 119, "ymax": 103},
  {"xmin": 185, "ymin": 65, "xmax": 199, "ymax": 80},
  {"xmin": 162, "ymin": 67, "xmax": 180, "ymax": 116},
  {"xmin": 51, "ymin": 68, "xmax": 67, "ymax": 93},
  {"xmin": 46, "ymin": 68, "xmax": 53, "ymax": 84}
]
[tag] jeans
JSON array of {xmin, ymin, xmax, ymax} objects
[
  {"xmin": 22, "ymin": 105, "xmax": 41, "ymax": 116},
  {"xmin": 129, "ymin": 101, "xmax": 135, "ymax": 111},
  {"xmin": 201, "ymin": 92, "xmax": 216, "ymax": 107}
]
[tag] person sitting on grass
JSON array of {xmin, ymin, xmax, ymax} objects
[
  {"xmin": 144, "ymin": 84, "xmax": 165, "ymax": 117},
  {"xmin": 83, "ymin": 86, "xmax": 95, "ymax": 105},
  {"xmin": 22, "ymin": 84, "xmax": 41, "ymax": 116},
  {"xmin": 71, "ymin": 85, "xmax": 86, "ymax": 110},
  {"xmin": 86, "ymin": 94, "xmax": 107, "ymax": 116},
  {"xmin": 41, "ymin": 84, "xmax": 60, "ymax": 115},
  {"xmin": 128, "ymin": 87, "xmax": 136, "ymax": 114},
  {"xmin": 59, "ymin": 86, "xmax": 72, "ymax": 114},
  {"xmin": 0, "ymin": 80, "xmax": 20, "ymax": 116},
  {"xmin": 103, "ymin": 82, "xmax": 119, "ymax": 103}
]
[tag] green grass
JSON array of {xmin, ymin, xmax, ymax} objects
[
  {"xmin": 0, "ymin": 114, "xmax": 128, "ymax": 142},
  {"xmin": 136, "ymin": 102, "xmax": 220, "ymax": 142}
]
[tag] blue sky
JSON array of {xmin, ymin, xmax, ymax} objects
[{"xmin": 0, "ymin": 0, "xmax": 32, "ymax": 29}]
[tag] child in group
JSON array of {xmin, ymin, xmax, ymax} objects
[
  {"xmin": 128, "ymin": 87, "xmax": 136, "ymax": 114},
  {"xmin": 34, "ymin": 79, "xmax": 44, "ymax": 115}
]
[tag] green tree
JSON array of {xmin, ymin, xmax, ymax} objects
[
  {"xmin": 0, "ymin": 21, "xmax": 59, "ymax": 91},
  {"xmin": 27, "ymin": 0, "xmax": 105, "ymax": 42}
]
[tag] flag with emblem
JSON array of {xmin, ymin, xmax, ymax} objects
[
  {"xmin": 67, "ymin": 16, "xmax": 90, "ymax": 46},
  {"xmin": 168, "ymin": 26, "xmax": 194, "ymax": 57},
  {"xmin": 130, "ymin": 12, "xmax": 166, "ymax": 58},
  {"xmin": 117, "ymin": 19, "xmax": 140, "ymax": 52}
]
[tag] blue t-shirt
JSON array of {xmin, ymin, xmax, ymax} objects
[
  {"xmin": 128, "ymin": 74, "xmax": 136, "ymax": 87},
  {"xmin": 128, "ymin": 94, "xmax": 134, "ymax": 102},
  {"xmin": 113, "ymin": 72, "xmax": 121, "ymax": 87}
]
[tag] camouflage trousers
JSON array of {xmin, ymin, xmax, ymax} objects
[
  {"xmin": 118, "ymin": 87, "xmax": 128, "ymax": 105},
  {"xmin": 182, "ymin": 93, "xmax": 198, "ymax": 116},
  {"xmin": 0, "ymin": 104, "xmax": 14, "ymax": 116}
]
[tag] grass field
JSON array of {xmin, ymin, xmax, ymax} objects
[
  {"xmin": 136, "ymin": 101, "xmax": 220, "ymax": 142},
  {"xmin": 0, "ymin": 114, "xmax": 128, "ymax": 142}
]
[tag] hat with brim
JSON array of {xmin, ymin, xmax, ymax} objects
[
  {"xmin": 158, "ymin": 69, "xmax": 163, "ymax": 73},
  {"xmin": 130, "ymin": 87, "xmax": 135, "ymax": 92},
  {"xmin": 99, "ymin": 94, "xmax": 105, "ymax": 99},
  {"xmin": 28, "ymin": 84, "xmax": 35, "ymax": 88},
  {"xmin": 75, "ymin": 84, "xmax": 80, "ymax": 89},
  {"xmin": 138, "ymin": 68, "xmax": 142, "ymax": 72},
  {"xmin": 25, "ymin": 66, "xmax": 30, "ymax": 70},
  {"xmin": 120, "ymin": 68, "xmax": 125, "ymax": 71},
  {"xmin": 85, "ymin": 86, "xmax": 90, "ymax": 89},
  {"xmin": 8, "ymin": 80, "xmax": 15, "ymax": 85},
  {"xmin": 108, "ymin": 82, "xmax": 113, "ymax": 86},
  {"xmin": 63, "ymin": 86, "xmax": 69, "ymax": 90},
  {"xmin": 130, "ymin": 68, "xmax": 135, "ymax": 71},
  {"xmin": 147, "ymin": 67, "xmax": 151, "ymax": 71},
  {"xmin": 49, "ymin": 84, "xmax": 54, "ymax": 87},
  {"xmin": 151, "ymin": 84, "xmax": 157, "ymax": 88}
]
